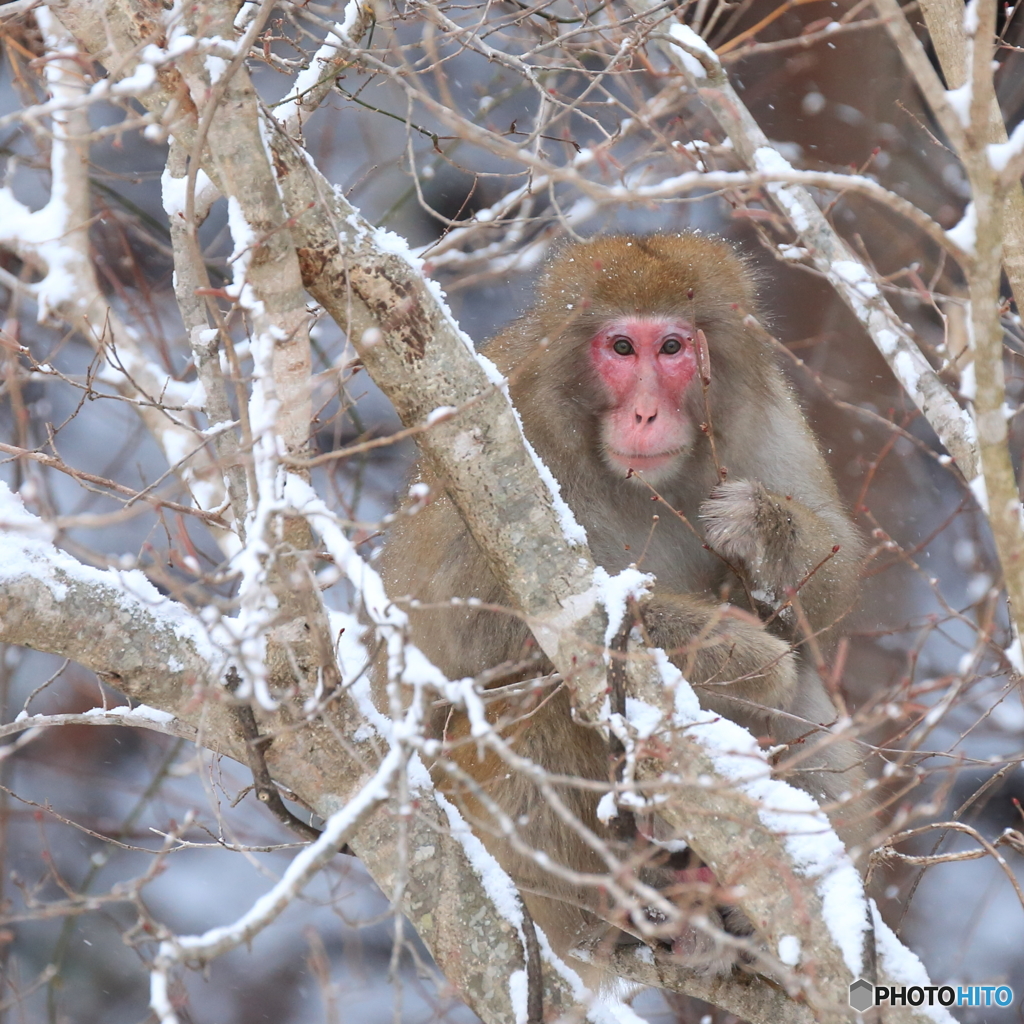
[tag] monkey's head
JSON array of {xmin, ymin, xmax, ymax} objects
[{"xmin": 513, "ymin": 234, "xmax": 766, "ymax": 486}]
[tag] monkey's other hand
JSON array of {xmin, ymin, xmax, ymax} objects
[
  {"xmin": 641, "ymin": 594, "xmax": 798, "ymax": 714},
  {"xmin": 700, "ymin": 479, "xmax": 798, "ymax": 583}
]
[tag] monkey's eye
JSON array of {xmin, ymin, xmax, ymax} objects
[
  {"xmin": 612, "ymin": 338, "xmax": 634, "ymax": 356},
  {"xmin": 660, "ymin": 337, "xmax": 683, "ymax": 355}
]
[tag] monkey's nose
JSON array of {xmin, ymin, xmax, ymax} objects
[{"xmin": 635, "ymin": 411, "xmax": 658, "ymax": 425}]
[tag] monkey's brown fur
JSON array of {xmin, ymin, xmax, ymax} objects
[{"xmin": 375, "ymin": 234, "xmax": 868, "ymax": 981}]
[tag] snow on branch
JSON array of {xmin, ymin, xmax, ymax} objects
[
  {"xmin": 0, "ymin": 11, "xmax": 231, "ymax": 548},
  {"xmin": 875, "ymin": 0, "xmax": 1024, "ymax": 647},
  {"xmin": 150, "ymin": 743, "xmax": 404, "ymax": 1024},
  {"xmin": 0, "ymin": 479, "xmax": 222, "ymax": 693}
]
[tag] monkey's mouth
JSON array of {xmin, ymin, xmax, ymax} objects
[{"xmin": 606, "ymin": 448, "xmax": 684, "ymax": 473}]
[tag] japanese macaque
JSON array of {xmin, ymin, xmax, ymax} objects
[{"xmin": 375, "ymin": 234, "xmax": 867, "ymax": 981}]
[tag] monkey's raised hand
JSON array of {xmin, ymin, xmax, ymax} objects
[
  {"xmin": 700, "ymin": 479, "xmax": 843, "ymax": 615},
  {"xmin": 641, "ymin": 592, "xmax": 799, "ymax": 720}
]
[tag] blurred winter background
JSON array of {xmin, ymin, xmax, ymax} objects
[{"xmin": 1, "ymin": 1, "xmax": 1023, "ymax": 1021}]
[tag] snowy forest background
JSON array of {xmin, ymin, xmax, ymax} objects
[{"xmin": 0, "ymin": 0, "xmax": 1023, "ymax": 1022}]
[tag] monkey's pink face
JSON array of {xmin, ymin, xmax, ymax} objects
[{"xmin": 590, "ymin": 317, "xmax": 699, "ymax": 483}]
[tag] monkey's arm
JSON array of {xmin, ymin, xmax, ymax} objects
[
  {"xmin": 377, "ymin": 489, "xmax": 537, "ymax": 680},
  {"xmin": 699, "ymin": 478, "xmax": 861, "ymax": 638},
  {"xmin": 383, "ymin": 485, "xmax": 808, "ymax": 729},
  {"xmin": 640, "ymin": 592, "xmax": 798, "ymax": 727}
]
